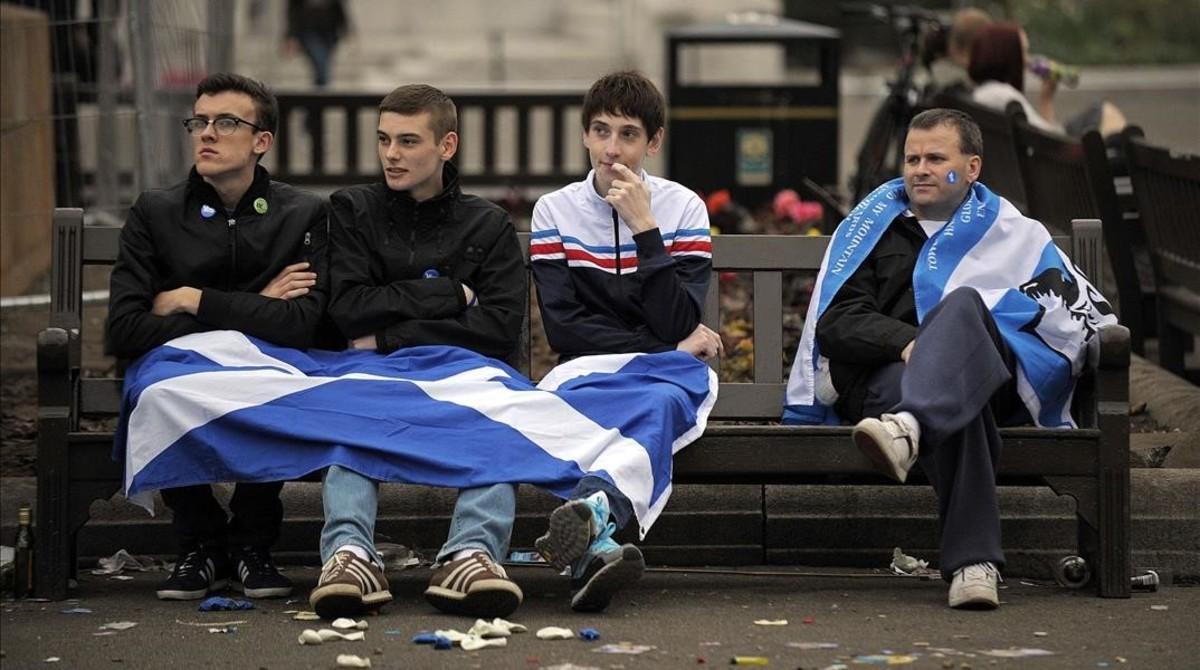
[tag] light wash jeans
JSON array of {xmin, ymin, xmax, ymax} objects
[{"xmin": 318, "ymin": 465, "xmax": 516, "ymax": 564}]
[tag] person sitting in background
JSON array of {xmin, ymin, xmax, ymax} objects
[
  {"xmin": 969, "ymin": 23, "xmax": 1126, "ymax": 137},
  {"xmin": 927, "ymin": 7, "xmax": 993, "ymax": 98}
]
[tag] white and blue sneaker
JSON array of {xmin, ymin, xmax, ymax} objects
[
  {"xmin": 535, "ymin": 491, "xmax": 611, "ymax": 570},
  {"xmin": 534, "ymin": 491, "xmax": 644, "ymax": 612}
]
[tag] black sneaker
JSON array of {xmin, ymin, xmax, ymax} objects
[
  {"xmin": 156, "ymin": 548, "xmax": 231, "ymax": 600},
  {"xmin": 231, "ymin": 546, "xmax": 293, "ymax": 599}
]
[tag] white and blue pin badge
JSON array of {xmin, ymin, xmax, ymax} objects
[{"xmin": 200, "ymin": 204, "xmax": 216, "ymax": 219}]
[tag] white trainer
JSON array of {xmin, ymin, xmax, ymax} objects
[
  {"xmin": 852, "ymin": 413, "xmax": 919, "ymax": 482},
  {"xmin": 948, "ymin": 562, "xmax": 1001, "ymax": 609}
]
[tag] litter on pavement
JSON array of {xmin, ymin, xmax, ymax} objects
[
  {"xmin": 980, "ymin": 648, "xmax": 1055, "ymax": 658},
  {"xmin": 469, "ymin": 618, "xmax": 526, "ymax": 637},
  {"xmin": 197, "ymin": 596, "xmax": 253, "ymax": 611},
  {"xmin": 375, "ymin": 543, "xmax": 424, "ymax": 572},
  {"xmin": 890, "ymin": 547, "xmax": 935, "ymax": 577},
  {"xmin": 291, "ymin": 611, "xmax": 321, "ymax": 621},
  {"xmin": 297, "ymin": 629, "xmax": 366, "ymax": 645},
  {"xmin": 91, "ymin": 549, "xmax": 167, "ymax": 575},
  {"xmin": 592, "ymin": 642, "xmax": 655, "ymax": 655},
  {"xmin": 753, "ymin": 619, "xmax": 787, "ymax": 625},
  {"xmin": 331, "ymin": 618, "xmax": 369, "ymax": 630},
  {"xmin": 97, "ymin": 621, "xmax": 138, "ymax": 631},
  {"xmin": 785, "ymin": 642, "xmax": 839, "ymax": 650},
  {"xmin": 536, "ymin": 627, "xmax": 575, "ymax": 640},
  {"xmin": 175, "ymin": 618, "xmax": 246, "ymax": 627},
  {"xmin": 59, "ymin": 607, "xmax": 92, "ymax": 614},
  {"xmin": 578, "ymin": 628, "xmax": 601, "ymax": 641},
  {"xmin": 851, "ymin": 654, "xmax": 918, "ymax": 665},
  {"xmin": 461, "ymin": 636, "xmax": 507, "ymax": 651},
  {"xmin": 336, "ymin": 654, "xmax": 372, "ymax": 668}
]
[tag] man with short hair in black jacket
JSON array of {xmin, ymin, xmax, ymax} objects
[
  {"xmin": 106, "ymin": 73, "xmax": 329, "ymax": 602},
  {"xmin": 309, "ymin": 84, "xmax": 526, "ymax": 620}
]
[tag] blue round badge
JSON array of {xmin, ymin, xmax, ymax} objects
[
  {"xmin": 947, "ymin": 170, "xmax": 958, "ymax": 184},
  {"xmin": 423, "ymin": 268, "xmax": 440, "ymax": 279},
  {"xmin": 200, "ymin": 204, "xmax": 216, "ymax": 219}
]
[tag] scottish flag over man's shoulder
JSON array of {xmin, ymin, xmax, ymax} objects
[
  {"xmin": 116, "ymin": 331, "xmax": 718, "ymax": 536},
  {"xmin": 783, "ymin": 178, "xmax": 1116, "ymax": 428}
]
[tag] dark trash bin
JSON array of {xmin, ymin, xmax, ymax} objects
[{"xmin": 666, "ymin": 17, "xmax": 840, "ymax": 208}]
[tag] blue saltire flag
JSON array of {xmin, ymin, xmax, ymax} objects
[
  {"xmin": 784, "ymin": 178, "xmax": 1116, "ymax": 428},
  {"xmin": 115, "ymin": 331, "xmax": 718, "ymax": 537}
]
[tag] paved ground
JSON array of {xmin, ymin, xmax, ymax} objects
[{"xmin": 2, "ymin": 566, "xmax": 1195, "ymax": 669}]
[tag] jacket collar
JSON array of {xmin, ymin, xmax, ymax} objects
[
  {"xmin": 383, "ymin": 162, "xmax": 461, "ymax": 230},
  {"xmin": 187, "ymin": 164, "xmax": 272, "ymax": 218}
]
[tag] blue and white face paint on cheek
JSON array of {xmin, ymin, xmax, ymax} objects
[{"xmin": 947, "ymin": 170, "xmax": 958, "ymax": 185}]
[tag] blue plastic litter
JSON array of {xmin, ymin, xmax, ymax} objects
[
  {"xmin": 197, "ymin": 596, "xmax": 254, "ymax": 612},
  {"xmin": 412, "ymin": 633, "xmax": 451, "ymax": 648},
  {"xmin": 579, "ymin": 628, "xmax": 601, "ymax": 641},
  {"xmin": 433, "ymin": 636, "xmax": 453, "ymax": 650},
  {"xmin": 60, "ymin": 607, "xmax": 93, "ymax": 614}
]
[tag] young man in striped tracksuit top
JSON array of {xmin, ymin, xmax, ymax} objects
[{"xmin": 527, "ymin": 70, "xmax": 721, "ymax": 612}]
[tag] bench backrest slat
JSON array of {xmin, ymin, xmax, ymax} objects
[
  {"xmin": 1125, "ymin": 134, "xmax": 1200, "ymax": 290},
  {"xmin": 61, "ymin": 208, "xmax": 1082, "ymax": 422}
]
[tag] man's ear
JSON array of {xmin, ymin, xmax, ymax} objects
[
  {"xmin": 967, "ymin": 154, "xmax": 982, "ymax": 183},
  {"xmin": 254, "ymin": 131, "xmax": 274, "ymax": 158},
  {"xmin": 646, "ymin": 127, "xmax": 665, "ymax": 156},
  {"xmin": 439, "ymin": 131, "xmax": 459, "ymax": 161}
]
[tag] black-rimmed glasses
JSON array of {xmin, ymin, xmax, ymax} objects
[{"xmin": 182, "ymin": 116, "xmax": 266, "ymax": 136}]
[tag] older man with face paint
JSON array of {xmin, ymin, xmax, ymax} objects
[{"xmin": 814, "ymin": 109, "xmax": 1036, "ymax": 610}]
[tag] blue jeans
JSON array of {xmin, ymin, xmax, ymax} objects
[{"xmin": 319, "ymin": 465, "xmax": 515, "ymax": 564}]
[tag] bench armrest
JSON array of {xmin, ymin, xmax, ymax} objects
[
  {"xmin": 37, "ymin": 327, "xmax": 78, "ymax": 425},
  {"xmin": 1096, "ymin": 323, "xmax": 1131, "ymax": 370}
]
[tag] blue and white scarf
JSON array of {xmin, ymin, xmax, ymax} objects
[
  {"xmin": 783, "ymin": 178, "xmax": 1116, "ymax": 427},
  {"xmin": 116, "ymin": 331, "xmax": 718, "ymax": 536}
]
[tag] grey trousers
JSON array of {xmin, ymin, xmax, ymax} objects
[{"xmin": 857, "ymin": 287, "xmax": 1030, "ymax": 580}]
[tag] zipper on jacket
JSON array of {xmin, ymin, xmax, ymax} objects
[{"xmin": 227, "ymin": 217, "xmax": 238, "ymax": 291}]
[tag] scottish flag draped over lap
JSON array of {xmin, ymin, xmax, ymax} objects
[
  {"xmin": 784, "ymin": 178, "xmax": 1115, "ymax": 428},
  {"xmin": 116, "ymin": 331, "xmax": 718, "ymax": 536}
]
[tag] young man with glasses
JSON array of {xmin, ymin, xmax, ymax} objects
[{"xmin": 107, "ymin": 73, "xmax": 330, "ymax": 601}]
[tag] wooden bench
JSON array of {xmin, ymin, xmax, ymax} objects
[
  {"xmin": 1010, "ymin": 115, "xmax": 1154, "ymax": 355},
  {"xmin": 36, "ymin": 209, "xmax": 1132, "ymax": 600},
  {"xmin": 1123, "ymin": 131, "xmax": 1200, "ymax": 379}
]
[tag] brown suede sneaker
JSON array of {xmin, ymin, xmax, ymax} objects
[
  {"xmin": 424, "ymin": 551, "xmax": 523, "ymax": 618},
  {"xmin": 309, "ymin": 550, "xmax": 392, "ymax": 620}
]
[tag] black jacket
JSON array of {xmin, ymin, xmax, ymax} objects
[
  {"xmin": 815, "ymin": 214, "xmax": 925, "ymax": 419},
  {"xmin": 327, "ymin": 164, "xmax": 524, "ymax": 361},
  {"xmin": 106, "ymin": 165, "xmax": 330, "ymax": 360}
]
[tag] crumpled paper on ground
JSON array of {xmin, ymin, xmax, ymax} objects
[
  {"xmin": 889, "ymin": 547, "xmax": 936, "ymax": 577},
  {"xmin": 92, "ymin": 549, "xmax": 169, "ymax": 575}
]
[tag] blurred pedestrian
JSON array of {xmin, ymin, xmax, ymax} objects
[{"xmin": 283, "ymin": 0, "xmax": 350, "ymax": 88}]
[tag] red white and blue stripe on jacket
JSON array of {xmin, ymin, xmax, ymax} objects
[{"xmin": 530, "ymin": 170, "xmax": 713, "ymax": 359}]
